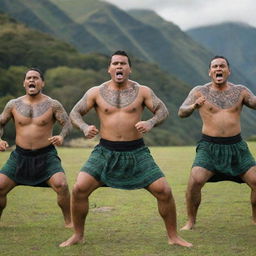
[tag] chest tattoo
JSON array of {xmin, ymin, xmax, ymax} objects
[
  {"xmin": 200, "ymin": 86, "xmax": 244, "ymax": 109},
  {"xmin": 15, "ymin": 99, "xmax": 51, "ymax": 118},
  {"xmin": 99, "ymin": 83, "xmax": 139, "ymax": 108}
]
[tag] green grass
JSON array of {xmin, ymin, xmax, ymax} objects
[{"xmin": 0, "ymin": 144, "xmax": 256, "ymax": 256}]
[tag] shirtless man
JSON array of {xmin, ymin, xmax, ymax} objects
[
  {"xmin": 178, "ymin": 56, "xmax": 256, "ymax": 230},
  {"xmin": 0, "ymin": 68, "xmax": 72, "ymax": 227},
  {"xmin": 59, "ymin": 50, "xmax": 192, "ymax": 247}
]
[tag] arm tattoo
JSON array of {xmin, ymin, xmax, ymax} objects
[
  {"xmin": 148, "ymin": 90, "xmax": 169, "ymax": 127},
  {"xmin": 52, "ymin": 100, "xmax": 72, "ymax": 138},
  {"xmin": 99, "ymin": 83, "xmax": 139, "ymax": 108},
  {"xmin": 70, "ymin": 93, "xmax": 90, "ymax": 132},
  {"xmin": 200, "ymin": 84, "xmax": 244, "ymax": 109},
  {"xmin": 14, "ymin": 98, "xmax": 51, "ymax": 118},
  {"xmin": 0, "ymin": 100, "xmax": 14, "ymax": 139}
]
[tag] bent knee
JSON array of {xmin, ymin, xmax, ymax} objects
[
  {"xmin": 149, "ymin": 182, "xmax": 173, "ymax": 201},
  {"xmin": 51, "ymin": 180, "xmax": 69, "ymax": 193},
  {"xmin": 72, "ymin": 183, "xmax": 91, "ymax": 197},
  {"xmin": 190, "ymin": 167, "xmax": 212, "ymax": 187}
]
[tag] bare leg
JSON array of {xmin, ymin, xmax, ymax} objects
[
  {"xmin": 240, "ymin": 166, "xmax": 256, "ymax": 224},
  {"xmin": 0, "ymin": 174, "xmax": 16, "ymax": 220},
  {"xmin": 48, "ymin": 172, "xmax": 72, "ymax": 227},
  {"xmin": 147, "ymin": 177, "xmax": 192, "ymax": 247},
  {"xmin": 181, "ymin": 167, "xmax": 213, "ymax": 230},
  {"xmin": 59, "ymin": 172, "xmax": 102, "ymax": 247}
]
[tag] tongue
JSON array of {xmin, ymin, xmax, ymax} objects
[{"xmin": 116, "ymin": 74, "xmax": 123, "ymax": 79}]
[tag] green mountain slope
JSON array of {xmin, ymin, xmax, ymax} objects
[
  {"xmin": 50, "ymin": 0, "xmax": 211, "ymax": 85},
  {"xmin": 187, "ymin": 22, "xmax": 256, "ymax": 90},
  {"xmin": 0, "ymin": 0, "xmax": 108, "ymax": 53},
  {"xmin": 0, "ymin": 13, "xmax": 203, "ymax": 145}
]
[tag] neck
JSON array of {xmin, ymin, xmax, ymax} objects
[
  {"xmin": 211, "ymin": 81, "xmax": 229, "ymax": 91},
  {"xmin": 25, "ymin": 93, "xmax": 44, "ymax": 103}
]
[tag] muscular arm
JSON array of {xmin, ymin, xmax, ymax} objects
[
  {"xmin": 0, "ymin": 100, "xmax": 14, "ymax": 150},
  {"xmin": 0, "ymin": 100, "xmax": 14, "ymax": 139},
  {"xmin": 178, "ymin": 86, "xmax": 205, "ymax": 118},
  {"xmin": 70, "ymin": 89, "xmax": 99, "ymax": 138},
  {"xmin": 52, "ymin": 100, "xmax": 72, "ymax": 138},
  {"xmin": 146, "ymin": 89, "xmax": 169, "ymax": 127},
  {"xmin": 135, "ymin": 87, "xmax": 169, "ymax": 134},
  {"xmin": 242, "ymin": 86, "xmax": 256, "ymax": 109}
]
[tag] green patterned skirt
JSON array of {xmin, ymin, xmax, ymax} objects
[
  {"xmin": 192, "ymin": 134, "xmax": 256, "ymax": 183},
  {"xmin": 81, "ymin": 141, "xmax": 165, "ymax": 190}
]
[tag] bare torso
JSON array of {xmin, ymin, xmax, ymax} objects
[
  {"xmin": 96, "ymin": 82, "xmax": 144, "ymax": 141},
  {"xmin": 197, "ymin": 83, "xmax": 244, "ymax": 137},
  {"xmin": 12, "ymin": 95, "xmax": 55, "ymax": 149}
]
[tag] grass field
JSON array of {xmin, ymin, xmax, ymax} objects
[{"xmin": 0, "ymin": 144, "xmax": 256, "ymax": 256}]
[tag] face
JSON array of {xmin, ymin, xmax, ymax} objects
[
  {"xmin": 108, "ymin": 55, "xmax": 131, "ymax": 84},
  {"xmin": 208, "ymin": 58, "xmax": 231, "ymax": 85},
  {"xmin": 23, "ymin": 70, "xmax": 44, "ymax": 96}
]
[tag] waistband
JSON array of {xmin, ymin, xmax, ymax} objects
[
  {"xmin": 15, "ymin": 144, "xmax": 55, "ymax": 156},
  {"xmin": 99, "ymin": 138, "xmax": 145, "ymax": 151},
  {"xmin": 201, "ymin": 133, "xmax": 242, "ymax": 144}
]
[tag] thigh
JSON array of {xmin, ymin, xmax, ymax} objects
[
  {"xmin": 74, "ymin": 172, "xmax": 103, "ymax": 196},
  {"xmin": 189, "ymin": 166, "xmax": 214, "ymax": 185}
]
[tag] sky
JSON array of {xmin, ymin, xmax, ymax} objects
[{"xmin": 103, "ymin": 0, "xmax": 256, "ymax": 30}]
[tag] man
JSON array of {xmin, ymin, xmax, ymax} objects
[
  {"xmin": 0, "ymin": 68, "xmax": 72, "ymax": 227},
  {"xmin": 60, "ymin": 50, "xmax": 192, "ymax": 247},
  {"xmin": 178, "ymin": 56, "xmax": 256, "ymax": 230}
]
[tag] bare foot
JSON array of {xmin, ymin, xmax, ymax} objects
[
  {"xmin": 59, "ymin": 234, "xmax": 83, "ymax": 247},
  {"xmin": 180, "ymin": 221, "xmax": 195, "ymax": 231},
  {"xmin": 168, "ymin": 236, "xmax": 193, "ymax": 247}
]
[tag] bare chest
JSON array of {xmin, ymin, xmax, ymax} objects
[
  {"xmin": 201, "ymin": 86, "xmax": 243, "ymax": 110},
  {"xmin": 13, "ymin": 100, "xmax": 53, "ymax": 126}
]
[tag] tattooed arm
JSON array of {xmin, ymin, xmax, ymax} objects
[
  {"xmin": 0, "ymin": 100, "xmax": 14, "ymax": 151},
  {"xmin": 178, "ymin": 86, "xmax": 206, "ymax": 118},
  {"xmin": 242, "ymin": 85, "xmax": 256, "ymax": 109},
  {"xmin": 70, "ymin": 88, "xmax": 99, "ymax": 139},
  {"xmin": 49, "ymin": 99, "xmax": 72, "ymax": 146},
  {"xmin": 135, "ymin": 87, "xmax": 169, "ymax": 134}
]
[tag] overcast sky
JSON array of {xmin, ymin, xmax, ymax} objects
[{"xmin": 103, "ymin": 0, "xmax": 256, "ymax": 30}]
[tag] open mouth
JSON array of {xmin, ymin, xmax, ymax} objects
[
  {"xmin": 216, "ymin": 73, "xmax": 223, "ymax": 78},
  {"xmin": 28, "ymin": 84, "xmax": 36, "ymax": 88},
  {"xmin": 116, "ymin": 71, "xmax": 123, "ymax": 79}
]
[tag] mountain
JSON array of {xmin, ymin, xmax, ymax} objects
[
  {"xmin": 0, "ymin": 12, "xmax": 203, "ymax": 145},
  {"xmin": 187, "ymin": 22, "xmax": 256, "ymax": 90},
  {"xmin": 0, "ymin": 0, "xmax": 213, "ymax": 86},
  {"xmin": 1, "ymin": 2, "xmax": 256, "ymax": 144},
  {"xmin": 0, "ymin": 0, "xmax": 108, "ymax": 53},
  {"xmin": 51, "ymin": 0, "xmax": 213, "ymax": 85}
]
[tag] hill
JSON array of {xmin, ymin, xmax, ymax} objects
[
  {"xmin": 0, "ymin": 0, "xmax": 213, "ymax": 85},
  {"xmin": 0, "ymin": 12, "xmax": 203, "ymax": 146},
  {"xmin": 187, "ymin": 22, "xmax": 256, "ymax": 90}
]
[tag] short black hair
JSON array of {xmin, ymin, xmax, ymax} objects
[
  {"xmin": 24, "ymin": 67, "xmax": 44, "ymax": 81},
  {"xmin": 209, "ymin": 56, "xmax": 230, "ymax": 68},
  {"xmin": 109, "ymin": 50, "xmax": 132, "ymax": 67}
]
